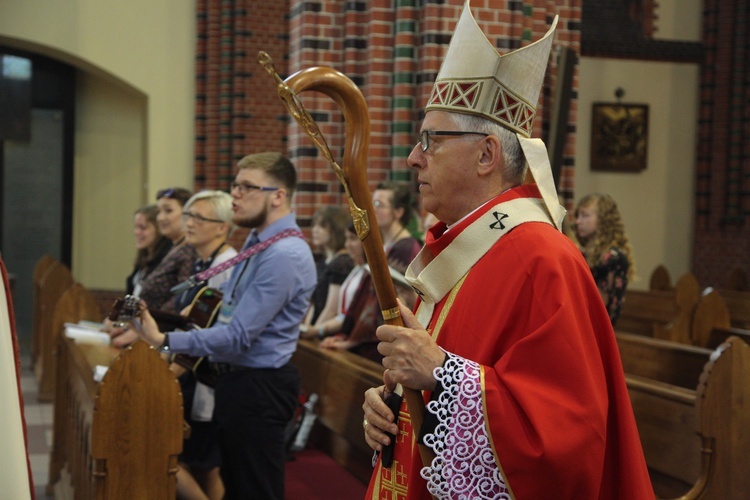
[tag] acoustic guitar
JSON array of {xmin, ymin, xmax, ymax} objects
[{"xmin": 109, "ymin": 287, "xmax": 223, "ymax": 385}]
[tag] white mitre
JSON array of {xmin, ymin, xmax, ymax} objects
[{"xmin": 426, "ymin": 0, "xmax": 566, "ymax": 230}]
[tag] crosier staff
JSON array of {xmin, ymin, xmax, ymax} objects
[{"xmin": 258, "ymin": 51, "xmax": 434, "ymax": 469}]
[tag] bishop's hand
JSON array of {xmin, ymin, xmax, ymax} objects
[{"xmin": 377, "ymin": 300, "xmax": 446, "ymax": 392}]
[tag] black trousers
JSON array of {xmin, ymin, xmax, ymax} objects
[{"xmin": 213, "ymin": 363, "xmax": 300, "ymax": 500}]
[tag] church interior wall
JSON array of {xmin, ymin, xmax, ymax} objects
[
  {"xmin": 574, "ymin": 0, "xmax": 702, "ymax": 289},
  {"xmin": 574, "ymin": 57, "xmax": 699, "ymax": 289},
  {"xmin": 1, "ymin": 0, "xmax": 722, "ymax": 294},
  {"xmin": 72, "ymin": 73, "xmax": 146, "ymax": 289},
  {"xmin": 0, "ymin": 0, "xmax": 196, "ymax": 290}
]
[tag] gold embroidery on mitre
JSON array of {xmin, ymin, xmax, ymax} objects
[
  {"xmin": 491, "ymin": 84, "xmax": 536, "ymax": 138},
  {"xmin": 424, "ymin": 2, "xmax": 558, "ymax": 141},
  {"xmin": 427, "ymin": 77, "xmax": 536, "ymax": 138}
]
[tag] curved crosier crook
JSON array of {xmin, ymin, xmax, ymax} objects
[{"xmin": 258, "ymin": 51, "xmax": 433, "ymax": 468}]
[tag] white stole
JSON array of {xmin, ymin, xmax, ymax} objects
[{"xmin": 406, "ymin": 197, "xmax": 553, "ymax": 327}]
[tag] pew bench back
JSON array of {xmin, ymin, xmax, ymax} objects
[
  {"xmin": 616, "ymin": 332, "xmax": 750, "ymax": 498},
  {"xmin": 618, "ymin": 273, "xmax": 700, "ymax": 344},
  {"xmin": 718, "ymin": 289, "xmax": 750, "ymax": 330},
  {"xmin": 48, "ymin": 339, "xmax": 183, "ymax": 498},
  {"xmin": 292, "ymin": 340, "xmax": 382, "ymax": 484},
  {"xmin": 33, "ymin": 260, "xmax": 74, "ymax": 397}
]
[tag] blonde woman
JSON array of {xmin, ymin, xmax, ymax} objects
[{"xmin": 574, "ymin": 193, "xmax": 635, "ymax": 326}]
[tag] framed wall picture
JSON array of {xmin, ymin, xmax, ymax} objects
[{"xmin": 590, "ymin": 103, "xmax": 648, "ymax": 172}]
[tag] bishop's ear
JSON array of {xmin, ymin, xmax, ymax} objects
[{"xmin": 477, "ymin": 134, "xmax": 503, "ymax": 177}]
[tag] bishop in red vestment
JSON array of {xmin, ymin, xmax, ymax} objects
[
  {"xmin": 365, "ymin": 186, "xmax": 653, "ymax": 499},
  {"xmin": 362, "ymin": 2, "xmax": 653, "ymax": 498}
]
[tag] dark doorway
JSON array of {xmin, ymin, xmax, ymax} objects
[{"xmin": 0, "ymin": 49, "xmax": 75, "ymax": 342}]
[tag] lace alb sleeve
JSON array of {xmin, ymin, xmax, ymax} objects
[{"xmin": 420, "ymin": 352, "xmax": 511, "ymax": 499}]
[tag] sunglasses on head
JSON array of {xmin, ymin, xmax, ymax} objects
[{"xmin": 157, "ymin": 188, "xmax": 176, "ymax": 199}]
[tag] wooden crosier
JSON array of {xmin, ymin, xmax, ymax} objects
[{"xmin": 258, "ymin": 51, "xmax": 434, "ymax": 468}]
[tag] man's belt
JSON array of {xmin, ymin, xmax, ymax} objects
[{"xmin": 210, "ymin": 362, "xmax": 253, "ymax": 376}]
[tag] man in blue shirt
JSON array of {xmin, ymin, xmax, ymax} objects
[{"xmin": 134, "ymin": 152, "xmax": 317, "ymax": 499}]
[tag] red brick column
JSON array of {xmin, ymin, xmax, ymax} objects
[
  {"xmin": 194, "ymin": 0, "xmax": 582, "ymax": 238},
  {"xmin": 693, "ymin": 0, "xmax": 750, "ymax": 287},
  {"xmin": 285, "ymin": 0, "xmax": 581, "ymax": 226}
]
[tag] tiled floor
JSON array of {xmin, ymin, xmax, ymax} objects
[{"xmin": 19, "ymin": 349, "xmax": 54, "ymax": 498}]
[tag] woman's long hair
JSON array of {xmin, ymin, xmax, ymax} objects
[
  {"xmin": 134, "ymin": 204, "xmax": 171, "ymax": 271},
  {"xmin": 575, "ymin": 193, "xmax": 635, "ymax": 280}
]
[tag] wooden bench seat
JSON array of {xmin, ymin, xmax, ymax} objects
[
  {"xmin": 616, "ymin": 332, "xmax": 750, "ymax": 498},
  {"xmin": 617, "ymin": 272, "xmax": 700, "ymax": 344}
]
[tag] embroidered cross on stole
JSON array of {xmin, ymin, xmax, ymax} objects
[{"xmin": 407, "ymin": 197, "xmax": 553, "ymax": 329}]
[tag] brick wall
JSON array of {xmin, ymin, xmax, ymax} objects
[
  {"xmin": 692, "ymin": 0, "xmax": 750, "ymax": 288},
  {"xmin": 194, "ymin": 1, "xmax": 748, "ymax": 288},
  {"xmin": 195, "ymin": 0, "xmax": 292, "ymax": 247},
  {"xmin": 283, "ymin": 0, "xmax": 581, "ymax": 227},
  {"xmin": 196, "ymin": 0, "xmax": 581, "ymax": 239}
]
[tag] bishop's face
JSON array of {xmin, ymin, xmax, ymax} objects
[{"xmin": 407, "ymin": 111, "xmax": 488, "ymax": 226}]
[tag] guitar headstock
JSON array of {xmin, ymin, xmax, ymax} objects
[{"xmin": 109, "ymin": 294, "xmax": 141, "ymax": 328}]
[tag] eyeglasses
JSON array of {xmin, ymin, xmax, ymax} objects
[
  {"xmin": 372, "ymin": 200, "xmax": 391, "ymax": 209},
  {"xmin": 182, "ymin": 212, "xmax": 224, "ymax": 224},
  {"xmin": 230, "ymin": 181, "xmax": 279, "ymax": 195},
  {"xmin": 418, "ymin": 130, "xmax": 489, "ymax": 152}
]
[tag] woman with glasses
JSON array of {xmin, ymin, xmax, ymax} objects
[
  {"xmin": 176, "ymin": 190, "xmax": 238, "ymax": 311},
  {"xmin": 172, "ymin": 190, "xmax": 237, "ymax": 500}
]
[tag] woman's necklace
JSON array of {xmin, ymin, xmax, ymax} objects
[{"xmin": 384, "ymin": 226, "xmax": 407, "ymax": 249}]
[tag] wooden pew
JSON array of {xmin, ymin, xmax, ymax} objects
[
  {"xmin": 617, "ymin": 272, "xmax": 701, "ymax": 344},
  {"xmin": 649, "ymin": 264, "xmax": 672, "ymax": 291},
  {"xmin": 292, "ymin": 339, "xmax": 382, "ymax": 484},
  {"xmin": 34, "ymin": 261, "xmax": 75, "ymax": 399},
  {"xmin": 32, "ymin": 254, "xmax": 57, "ymax": 364},
  {"xmin": 47, "ymin": 338, "xmax": 183, "ymax": 498},
  {"xmin": 37, "ymin": 283, "xmax": 103, "ymax": 402},
  {"xmin": 294, "ymin": 323, "xmax": 750, "ymax": 497},
  {"xmin": 715, "ymin": 288, "xmax": 750, "ymax": 330},
  {"xmin": 616, "ymin": 332, "xmax": 750, "ymax": 498},
  {"xmin": 690, "ymin": 288, "xmax": 750, "ymax": 350}
]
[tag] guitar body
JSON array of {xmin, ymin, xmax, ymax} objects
[
  {"xmin": 166, "ymin": 287, "xmax": 223, "ymax": 385},
  {"xmin": 185, "ymin": 287, "xmax": 223, "ymax": 328},
  {"xmin": 110, "ymin": 288, "xmax": 224, "ymax": 386}
]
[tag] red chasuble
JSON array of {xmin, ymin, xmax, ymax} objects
[{"xmin": 366, "ymin": 185, "xmax": 653, "ymax": 499}]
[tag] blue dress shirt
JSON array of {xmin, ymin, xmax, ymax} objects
[{"xmin": 169, "ymin": 213, "xmax": 316, "ymax": 368}]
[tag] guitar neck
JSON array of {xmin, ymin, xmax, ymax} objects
[{"xmin": 149, "ymin": 310, "xmax": 196, "ymax": 332}]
